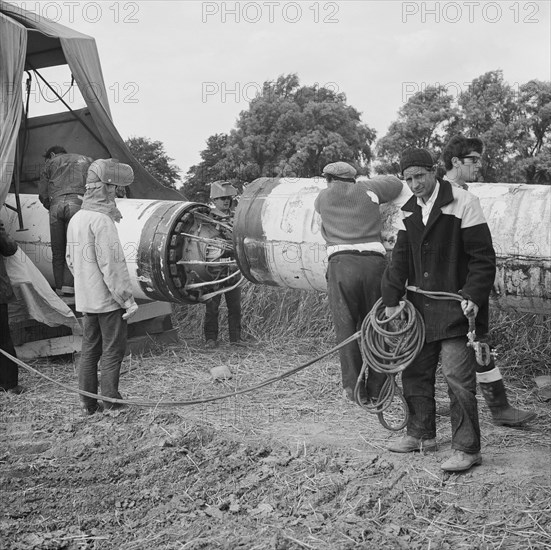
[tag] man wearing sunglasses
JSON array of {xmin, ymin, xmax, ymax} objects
[{"xmin": 441, "ymin": 135, "xmax": 536, "ymax": 427}]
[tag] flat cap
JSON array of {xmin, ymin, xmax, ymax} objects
[
  {"xmin": 399, "ymin": 148, "xmax": 435, "ymax": 174},
  {"xmin": 322, "ymin": 161, "xmax": 357, "ymax": 181},
  {"xmin": 210, "ymin": 181, "xmax": 238, "ymax": 199},
  {"xmin": 87, "ymin": 158, "xmax": 134, "ymax": 186}
]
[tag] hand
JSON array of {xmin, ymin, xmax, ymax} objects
[
  {"xmin": 461, "ymin": 299, "xmax": 479, "ymax": 318},
  {"xmin": 384, "ymin": 301, "xmax": 405, "ymax": 320},
  {"xmin": 122, "ymin": 301, "xmax": 138, "ymax": 320}
]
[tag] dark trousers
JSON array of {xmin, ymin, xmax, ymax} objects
[
  {"xmin": 0, "ymin": 303, "xmax": 18, "ymax": 390},
  {"xmin": 326, "ymin": 253, "xmax": 387, "ymax": 398},
  {"xmin": 49, "ymin": 196, "xmax": 82, "ymax": 291},
  {"xmin": 403, "ymin": 336, "xmax": 481, "ymax": 453},
  {"xmin": 204, "ymin": 287, "xmax": 242, "ymax": 342},
  {"xmin": 79, "ymin": 309, "xmax": 127, "ymax": 409}
]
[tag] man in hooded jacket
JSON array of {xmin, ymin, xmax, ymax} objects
[{"xmin": 66, "ymin": 159, "xmax": 138, "ymax": 415}]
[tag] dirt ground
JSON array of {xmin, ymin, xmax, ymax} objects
[{"xmin": 1, "ymin": 335, "xmax": 550, "ymax": 550}]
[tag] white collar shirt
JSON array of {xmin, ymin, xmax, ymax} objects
[{"xmin": 416, "ymin": 180, "xmax": 440, "ymax": 225}]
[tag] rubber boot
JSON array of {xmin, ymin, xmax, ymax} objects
[{"xmin": 477, "ymin": 368, "xmax": 537, "ymax": 427}]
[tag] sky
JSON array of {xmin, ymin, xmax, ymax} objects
[{"xmin": 14, "ymin": 0, "xmax": 551, "ymax": 181}]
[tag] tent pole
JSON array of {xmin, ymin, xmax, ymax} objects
[
  {"xmin": 12, "ymin": 142, "xmax": 26, "ymax": 231},
  {"xmin": 28, "ymin": 63, "xmax": 109, "ymax": 153}
]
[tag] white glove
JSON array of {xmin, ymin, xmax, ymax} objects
[{"xmin": 122, "ymin": 301, "xmax": 138, "ymax": 320}]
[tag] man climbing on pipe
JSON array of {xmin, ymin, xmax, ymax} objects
[
  {"xmin": 382, "ymin": 147, "xmax": 496, "ymax": 472},
  {"xmin": 39, "ymin": 146, "xmax": 92, "ymax": 297},
  {"xmin": 440, "ymin": 135, "xmax": 536, "ymax": 427}
]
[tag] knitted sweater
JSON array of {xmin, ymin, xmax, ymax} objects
[{"xmin": 314, "ymin": 175, "xmax": 403, "ymax": 246}]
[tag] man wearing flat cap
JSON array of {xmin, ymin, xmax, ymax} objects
[
  {"xmin": 381, "ymin": 147, "xmax": 496, "ymax": 472},
  {"xmin": 315, "ymin": 161, "xmax": 403, "ymax": 405},
  {"xmin": 66, "ymin": 159, "xmax": 138, "ymax": 415}
]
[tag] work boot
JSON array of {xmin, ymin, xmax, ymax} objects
[
  {"xmin": 478, "ymin": 371, "xmax": 537, "ymax": 427},
  {"xmin": 387, "ymin": 435, "xmax": 437, "ymax": 453},
  {"xmin": 441, "ymin": 450, "xmax": 482, "ymax": 472},
  {"xmin": 5, "ymin": 385, "xmax": 25, "ymax": 395}
]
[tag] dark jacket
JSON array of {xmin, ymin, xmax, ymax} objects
[
  {"xmin": 0, "ymin": 222, "xmax": 18, "ymax": 304},
  {"xmin": 39, "ymin": 153, "xmax": 93, "ymax": 209},
  {"xmin": 381, "ymin": 179, "xmax": 496, "ymax": 341}
]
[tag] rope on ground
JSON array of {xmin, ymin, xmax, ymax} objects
[
  {"xmin": 354, "ymin": 298, "xmax": 425, "ymax": 431},
  {"xmin": 0, "ymin": 333, "xmax": 360, "ymax": 407}
]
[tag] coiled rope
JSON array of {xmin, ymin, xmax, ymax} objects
[{"xmin": 354, "ymin": 298, "xmax": 425, "ymax": 431}]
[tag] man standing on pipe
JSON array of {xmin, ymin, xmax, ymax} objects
[
  {"xmin": 441, "ymin": 135, "xmax": 536, "ymax": 427},
  {"xmin": 382, "ymin": 148, "xmax": 496, "ymax": 472},
  {"xmin": 315, "ymin": 162, "xmax": 403, "ymax": 404}
]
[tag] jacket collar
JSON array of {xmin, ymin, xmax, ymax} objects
[
  {"xmin": 402, "ymin": 177, "xmax": 454, "ymax": 212},
  {"xmin": 401, "ymin": 178, "xmax": 455, "ymax": 235}
]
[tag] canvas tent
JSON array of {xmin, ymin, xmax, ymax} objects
[
  {"xmin": 0, "ymin": 0, "xmax": 183, "ymax": 209},
  {"xmin": 0, "ymin": 0, "xmax": 181, "ymax": 357}
]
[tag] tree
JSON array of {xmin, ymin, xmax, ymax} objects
[
  {"xmin": 184, "ymin": 134, "xmax": 229, "ymax": 202},
  {"xmin": 376, "ymin": 71, "xmax": 551, "ymax": 184},
  {"xmin": 375, "ymin": 85, "xmax": 460, "ymax": 175},
  {"xmin": 183, "ymin": 74, "xmax": 376, "ymax": 200},
  {"xmin": 456, "ymin": 70, "xmax": 522, "ymax": 182},
  {"xmin": 125, "ymin": 136, "xmax": 181, "ymax": 189},
  {"xmin": 512, "ymin": 80, "xmax": 551, "ymax": 184}
]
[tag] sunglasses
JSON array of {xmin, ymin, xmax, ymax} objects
[{"xmin": 460, "ymin": 155, "xmax": 481, "ymax": 165}]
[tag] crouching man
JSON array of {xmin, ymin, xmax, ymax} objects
[
  {"xmin": 382, "ymin": 148, "xmax": 496, "ymax": 472},
  {"xmin": 66, "ymin": 159, "xmax": 138, "ymax": 415}
]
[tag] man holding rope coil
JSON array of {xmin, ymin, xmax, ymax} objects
[{"xmin": 382, "ymin": 148, "xmax": 496, "ymax": 472}]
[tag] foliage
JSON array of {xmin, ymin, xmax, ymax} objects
[
  {"xmin": 185, "ymin": 133, "xmax": 229, "ymax": 203},
  {"xmin": 183, "ymin": 74, "xmax": 376, "ymax": 200},
  {"xmin": 376, "ymin": 85, "xmax": 460, "ymax": 175},
  {"xmin": 125, "ymin": 136, "xmax": 181, "ymax": 189},
  {"xmin": 376, "ymin": 71, "xmax": 551, "ymax": 184}
]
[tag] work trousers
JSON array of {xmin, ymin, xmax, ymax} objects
[
  {"xmin": 403, "ymin": 336, "xmax": 481, "ymax": 453},
  {"xmin": 79, "ymin": 309, "xmax": 127, "ymax": 410},
  {"xmin": 0, "ymin": 303, "xmax": 18, "ymax": 390},
  {"xmin": 326, "ymin": 252, "xmax": 387, "ymax": 399},
  {"xmin": 49, "ymin": 195, "xmax": 82, "ymax": 292},
  {"xmin": 204, "ymin": 287, "xmax": 242, "ymax": 342}
]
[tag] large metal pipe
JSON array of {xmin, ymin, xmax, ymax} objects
[
  {"xmin": 233, "ymin": 177, "xmax": 551, "ymax": 314},
  {"xmin": 3, "ymin": 194, "xmax": 241, "ymax": 304}
]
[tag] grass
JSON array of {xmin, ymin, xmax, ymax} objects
[{"xmin": 175, "ymin": 282, "xmax": 550, "ymax": 383}]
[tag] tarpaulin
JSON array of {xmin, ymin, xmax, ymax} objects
[{"xmin": 0, "ymin": 0, "xmax": 183, "ymax": 201}]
